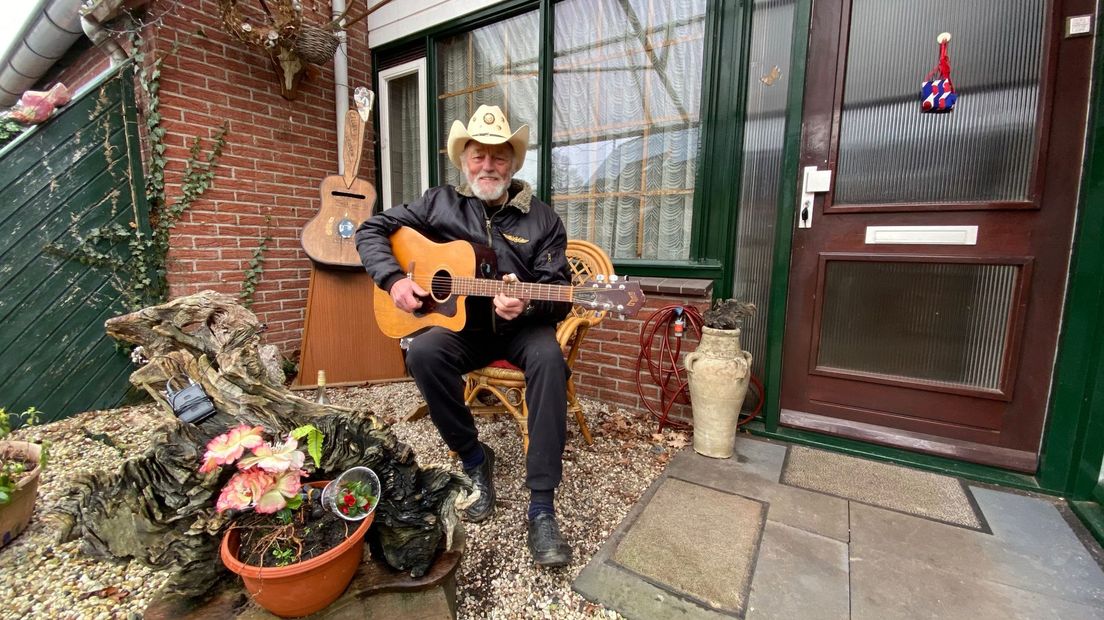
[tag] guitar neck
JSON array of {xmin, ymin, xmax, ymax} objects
[{"xmin": 450, "ymin": 277, "xmax": 574, "ymax": 302}]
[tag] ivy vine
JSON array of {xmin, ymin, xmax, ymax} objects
[
  {"xmin": 48, "ymin": 33, "xmax": 228, "ymax": 311},
  {"xmin": 0, "ymin": 114, "xmax": 26, "ymax": 150},
  {"xmin": 241, "ymin": 216, "xmax": 272, "ymax": 308}
]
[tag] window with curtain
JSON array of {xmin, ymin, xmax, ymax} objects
[
  {"xmin": 551, "ymin": 0, "xmax": 707, "ymax": 260},
  {"xmin": 436, "ymin": 10, "xmax": 541, "ymax": 188},
  {"xmin": 380, "ymin": 59, "xmax": 427, "ymax": 209}
]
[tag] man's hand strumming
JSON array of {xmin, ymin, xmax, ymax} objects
[{"xmin": 390, "ymin": 277, "xmax": 428, "ymax": 313}]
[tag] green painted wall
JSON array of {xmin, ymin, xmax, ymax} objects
[{"xmin": 0, "ymin": 66, "xmax": 147, "ymax": 425}]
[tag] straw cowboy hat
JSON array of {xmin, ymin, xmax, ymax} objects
[{"xmin": 447, "ymin": 104, "xmax": 529, "ymax": 172}]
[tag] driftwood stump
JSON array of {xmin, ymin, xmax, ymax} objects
[{"xmin": 51, "ymin": 291, "xmax": 470, "ymax": 603}]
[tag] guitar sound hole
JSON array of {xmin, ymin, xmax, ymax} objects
[{"xmin": 430, "ymin": 270, "xmax": 453, "ymax": 301}]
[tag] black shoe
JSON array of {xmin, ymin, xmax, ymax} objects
[
  {"xmin": 462, "ymin": 444, "xmax": 496, "ymax": 523},
  {"xmin": 527, "ymin": 512, "xmax": 573, "ymax": 567}
]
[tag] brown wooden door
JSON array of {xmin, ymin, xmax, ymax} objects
[{"xmin": 780, "ymin": 0, "xmax": 1095, "ymax": 472}]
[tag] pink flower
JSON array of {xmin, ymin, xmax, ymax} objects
[
  {"xmin": 216, "ymin": 471, "xmax": 262, "ymax": 512},
  {"xmin": 199, "ymin": 425, "xmax": 265, "ymax": 473},
  {"xmin": 237, "ymin": 436, "xmax": 305, "ymax": 473},
  {"xmin": 252, "ymin": 470, "xmax": 304, "ymax": 514}
]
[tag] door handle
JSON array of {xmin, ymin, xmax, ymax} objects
[{"xmin": 799, "ymin": 166, "xmax": 833, "ymax": 229}]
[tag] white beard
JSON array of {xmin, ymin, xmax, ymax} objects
[{"xmin": 466, "ymin": 171, "xmax": 511, "ymax": 203}]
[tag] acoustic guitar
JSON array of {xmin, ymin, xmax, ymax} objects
[
  {"xmin": 301, "ymin": 90, "xmax": 376, "ymax": 267},
  {"xmin": 372, "ymin": 227, "xmax": 646, "ymax": 338}
]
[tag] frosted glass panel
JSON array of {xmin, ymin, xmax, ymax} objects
[
  {"xmin": 818, "ymin": 261, "xmax": 1017, "ymax": 390},
  {"xmin": 386, "ymin": 72, "xmax": 422, "ymax": 208},
  {"xmin": 835, "ymin": 0, "xmax": 1045, "ymax": 204},
  {"xmin": 551, "ymin": 0, "xmax": 706, "ymax": 259},
  {"xmin": 733, "ymin": 0, "xmax": 796, "ymax": 379},
  {"xmin": 436, "ymin": 10, "xmax": 541, "ymax": 188}
]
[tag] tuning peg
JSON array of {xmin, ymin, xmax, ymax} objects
[
  {"xmin": 589, "ymin": 301, "xmax": 599, "ymax": 308},
  {"xmin": 596, "ymin": 274, "xmax": 606, "ymax": 283},
  {"xmin": 609, "ymin": 274, "xmax": 619, "ymax": 283},
  {"xmin": 616, "ymin": 304, "xmax": 624, "ymax": 312},
  {"xmin": 617, "ymin": 313, "xmax": 626, "ymax": 320}
]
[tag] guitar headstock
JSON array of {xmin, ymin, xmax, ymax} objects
[{"xmin": 574, "ymin": 275, "xmax": 646, "ymax": 318}]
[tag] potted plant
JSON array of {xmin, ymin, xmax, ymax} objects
[
  {"xmin": 0, "ymin": 407, "xmax": 45, "ymax": 548},
  {"xmin": 684, "ymin": 300, "xmax": 756, "ymax": 458},
  {"xmin": 200, "ymin": 424, "xmax": 380, "ymax": 618}
]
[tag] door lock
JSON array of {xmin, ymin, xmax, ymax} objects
[{"xmin": 799, "ymin": 166, "xmax": 833, "ymax": 229}]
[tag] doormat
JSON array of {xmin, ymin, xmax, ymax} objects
[
  {"xmin": 781, "ymin": 446, "xmax": 987, "ymax": 531},
  {"xmin": 611, "ymin": 478, "xmax": 766, "ymax": 616}
]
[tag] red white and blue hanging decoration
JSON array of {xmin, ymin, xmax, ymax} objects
[{"xmin": 921, "ymin": 32, "xmax": 957, "ymax": 113}]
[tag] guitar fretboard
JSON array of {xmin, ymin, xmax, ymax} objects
[{"xmin": 448, "ymin": 277, "xmax": 575, "ymax": 302}]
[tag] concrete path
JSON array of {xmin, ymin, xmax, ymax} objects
[{"xmin": 574, "ymin": 435, "xmax": 1104, "ymax": 619}]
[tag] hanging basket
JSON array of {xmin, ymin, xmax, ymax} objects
[
  {"xmin": 217, "ymin": 0, "xmax": 301, "ymax": 51},
  {"xmin": 296, "ymin": 23, "xmax": 341, "ymax": 64}
]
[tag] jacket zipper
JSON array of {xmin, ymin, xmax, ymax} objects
[{"xmin": 484, "ymin": 203, "xmax": 502, "ymax": 332}]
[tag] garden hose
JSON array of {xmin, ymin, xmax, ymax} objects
[{"xmin": 634, "ymin": 304, "xmax": 763, "ymax": 432}]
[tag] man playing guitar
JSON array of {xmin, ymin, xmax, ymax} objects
[{"xmin": 355, "ymin": 104, "xmax": 574, "ymax": 568}]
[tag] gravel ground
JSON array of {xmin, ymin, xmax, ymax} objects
[{"xmin": 2, "ymin": 381, "xmax": 685, "ymax": 619}]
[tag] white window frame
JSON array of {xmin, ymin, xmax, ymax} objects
[{"xmin": 378, "ymin": 58, "xmax": 429, "ymax": 210}]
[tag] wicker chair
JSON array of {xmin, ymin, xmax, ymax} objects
[{"xmin": 462, "ymin": 240, "xmax": 613, "ymax": 452}]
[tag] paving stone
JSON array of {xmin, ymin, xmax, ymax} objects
[
  {"xmin": 971, "ymin": 487, "xmax": 1104, "ymax": 607},
  {"xmin": 851, "ymin": 496, "xmax": 1104, "ymax": 614},
  {"xmin": 746, "ymin": 521, "xmax": 849, "ymax": 620},
  {"xmin": 668, "ymin": 442, "xmax": 849, "ymax": 542},
  {"xmin": 573, "ymin": 473, "xmax": 744, "ymax": 620},
  {"xmin": 851, "ymin": 544, "xmax": 1104, "ymax": 620},
  {"xmin": 612, "ymin": 478, "xmax": 764, "ymax": 615}
]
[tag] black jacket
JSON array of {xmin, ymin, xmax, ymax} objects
[{"xmin": 355, "ymin": 180, "xmax": 572, "ymax": 331}]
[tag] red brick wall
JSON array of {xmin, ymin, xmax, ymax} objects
[
  {"xmin": 55, "ymin": 0, "xmax": 374, "ymax": 354},
  {"xmin": 151, "ymin": 0, "xmax": 374, "ymax": 353},
  {"xmin": 573, "ymin": 293, "xmax": 712, "ymax": 426}
]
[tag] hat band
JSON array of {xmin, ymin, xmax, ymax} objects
[{"xmin": 471, "ymin": 132, "xmax": 510, "ymax": 138}]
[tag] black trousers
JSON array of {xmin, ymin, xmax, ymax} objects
[{"xmin": 405, "ymin": 324, "xmax": 569, "ymax": 493}]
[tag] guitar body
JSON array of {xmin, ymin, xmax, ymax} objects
[
  {"xmin": 301, "ymin": 174, "xmax": 377, "ymax": 267},
  {"xmin": 373, "ymin": 227, "xmax": 498, "ymax": 338}
]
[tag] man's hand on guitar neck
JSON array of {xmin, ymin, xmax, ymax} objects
[
  {"xmin": 494, "ymin": 273, "xmax": 530, "ymax": 321},
  {"xmin": 390, "ymin": 277, "xmax": 428, "ymax": 313}
]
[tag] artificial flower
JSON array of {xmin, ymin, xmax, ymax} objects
[
  {"xmin": 253, "ymin": 470, "xmax": 304, "ymax": 513},
  {"xmin": 237, "ymin": 435, "xmax": 306, "ymax": 473},
  {"xmin": 199, "ymin": 425, "xmax": 265, "ymax": 473},
  {"xmin": 216, "ymin": 471, "xmax": 259, "ymax": 512}
]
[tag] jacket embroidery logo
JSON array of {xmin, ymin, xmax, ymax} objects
[{"xmin": 503, "ymin": 233, "xmax": 529, "ymax": 244}]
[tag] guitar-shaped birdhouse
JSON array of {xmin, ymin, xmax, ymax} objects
[
  {"xmin": 301, "ymin": 88, "xmax": 376, "ymax": 267},
  {"xmin": 373, "ymin": 227, "xmax": 646, "ymax": 338}
]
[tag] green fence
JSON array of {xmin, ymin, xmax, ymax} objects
[{"xmin": 0, "ymin": 65, "xmax": 148, "ymax": 424}]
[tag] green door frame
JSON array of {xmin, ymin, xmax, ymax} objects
[
  {"xmin": 1043, "ymin": 19, "xmax": 1104, "ymax": 544},
  {"xmin": 753, "ymin": 0, "xmax": 1104, "ymax": 511}
]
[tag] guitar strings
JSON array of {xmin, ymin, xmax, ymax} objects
[{"xmin": 405, "ymin": 275, "xmax": 576, "ymax": 300}]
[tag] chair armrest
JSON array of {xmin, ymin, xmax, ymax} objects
[{"xmin": 555, "ymin": 316, "xmax": 590, "ymax": 350}]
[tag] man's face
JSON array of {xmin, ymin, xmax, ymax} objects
[{"xmin": 463, "ymin": 142, "xmax": 514, "ymax": 202}]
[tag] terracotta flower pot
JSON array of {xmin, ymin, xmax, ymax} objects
[
  {"xmin": 0, "ymin": 441, "xmax": 42, "ymax": 548},
  {"xmin": 219, "ymin": 481, "xmax": 373, "ymax": 618}
]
